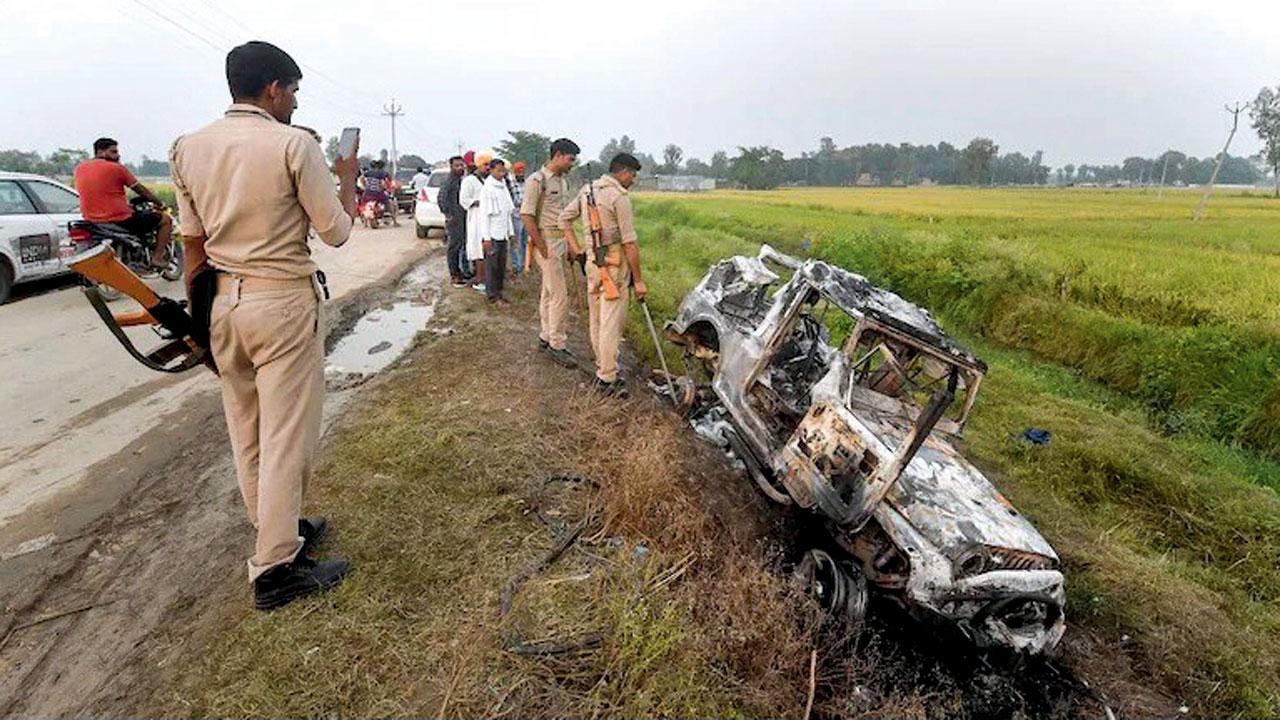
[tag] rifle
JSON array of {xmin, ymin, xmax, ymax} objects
[
  {"xmin": 68, "ymin": 242, "xmax": 217, "ymax": 374},
  {"xmin": 585, "ymin": 178, "xmax": 621, "ymax": 301}
]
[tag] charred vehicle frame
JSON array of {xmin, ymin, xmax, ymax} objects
[{"xmin": 665, "ymin": 245, "xmax": 1065, "ymax": 655}]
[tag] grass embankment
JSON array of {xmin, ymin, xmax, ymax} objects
[
  {"xmin": 166, "ymin": 267, "xmax": 1098, "ymax": 719},
  {"xmin": 167, "ymin": 299, "xmax": 812, "ymax": 716},
  {"xmin": 627, "ymin": 188, "xmax": 1280, "ymax": 716}
]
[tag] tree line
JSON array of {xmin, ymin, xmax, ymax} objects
[
  {"xmin": 9, "ymin": 80, "xmax": 1280, "ymax": 194},
  {"xmin": 487, "ymin": 131, "xmax": 1273, "ymax": 191},
  {"xmin": 0, "ymin": 148, "xmax": 173, "ymax": 178}
]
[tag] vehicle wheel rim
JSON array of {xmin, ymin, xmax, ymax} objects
[{"xmin": 794, "ymin": 549, "xmax": 868, "ymax": 623}]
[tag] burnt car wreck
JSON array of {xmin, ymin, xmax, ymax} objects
[{"xmin": 664, "ymin": 245, "xmax": 1065, "ymax": 655}]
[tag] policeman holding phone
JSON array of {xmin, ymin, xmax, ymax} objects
[{"xmin": 170, "ymin": 41, "xmax": 360, "ymax": 610}]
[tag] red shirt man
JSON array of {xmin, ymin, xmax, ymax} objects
[
  {"xmin": 75, "ymin": 157, "xmax": 137, "ymax": 222},
  {"xmin": 72, "ymin": 138, "xmax": 173, "ymax": 270}
]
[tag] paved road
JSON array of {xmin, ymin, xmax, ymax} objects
[
  {"xmin": 0, "ymin": 224, "xmax": 432, "ymax": 528},
  {"xmin": 0, "ymin": 221, "xmax": 447, "ymax": 715}
]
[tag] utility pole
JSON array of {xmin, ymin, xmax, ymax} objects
[
  {"xmin": 1194, "ymin": 102, "xmax": 1245, "ymax": 220},
  {"xmin": 1157, "ymin": 152, "xmax": 1171, "ymax": 199},
  {"xmin": 454, "ymin": 138, "xmax": 464, "ymax": 156},
  {"xmin": 382, "ymin": 99, "xmax": 403, "ymax": 177}
]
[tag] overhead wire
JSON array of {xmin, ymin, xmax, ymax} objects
[
  {"xmin": 121, "ymin": 0, "xmax": 451, "ymax": 159},
  {"xmin": 192, "ymin": 0, "xmax": 387, "ymax": 108},
  {"xmin": 174, "ymin": 0, "xmax": 459, "ymax": 159},
  {"xmin": 115, "ymin": 1, "xmax": 212, "ymax": 57},
  {"xmin": 120, "ymin": 0, "xmax": 379, "ymax": 132},
  {"xmin": 124, "ymin": 0, "xmax": 226, "ymax": 53}
]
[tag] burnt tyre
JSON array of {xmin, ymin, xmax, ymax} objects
[
  {"xmin": 0, "ymin": 259, "xmax": 12, "ymax": 304},
  {"xmin": 793, "ymin": 548, "xmax": 868, "ymax": 624},
  {"xmin": 161, "ymin": 242, "xmax": 183, "ymax": 282}
]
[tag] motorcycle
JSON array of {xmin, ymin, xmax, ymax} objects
[
  {"xmin": 67, "ymin": 197, "xmax": 183, "ymax": 300},
  {"xmin": 358, "ymin": 191, "xmax": 393, "ymax": 229}
]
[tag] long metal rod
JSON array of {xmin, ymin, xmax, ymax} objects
[{"xmin": 639, "ymin": 299, "xmax": 676, "ymax": 402}]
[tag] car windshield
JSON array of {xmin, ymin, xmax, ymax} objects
[
  {"xmin": 395, "ymin": 170, "xmax": 416, "ymax": 182},
  {"xmin": 427, "ymin": 171, "xmax": 449, "ymax": 188}
]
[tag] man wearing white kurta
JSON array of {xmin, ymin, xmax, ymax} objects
[
  {"xmin": 479, "ymin": 158, "xmax": 515, "ymax": 305},
  {"xmin": 459, "ymin": 153, "xmax": 490, "ymax": 291}
]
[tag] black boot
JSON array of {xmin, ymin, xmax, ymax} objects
[
  {"xmin": 299, "ymin": 516, "xmax": 328, "ymax": 555},
  {"xmin": 254, "ymin": 556, "xmax": 350, "ymax": 611},
  {"xmin": 592, "ymin": 378, "xmax": 629, "ymax": 398},
  {"xmin": 546, "ymin": 347, "xmax": 576, "ymax": 368}
]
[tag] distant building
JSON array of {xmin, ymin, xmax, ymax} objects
[{"xmin": 655, "ymin": 175, "xmax": 717, "ymax": 192}]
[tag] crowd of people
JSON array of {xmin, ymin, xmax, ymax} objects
[{"xmin": 435, "ymin": 140, "xmax": 647, "ymax": 397}]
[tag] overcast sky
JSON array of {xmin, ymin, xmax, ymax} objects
[{"xmin": 3, "ymin": 0, "xmax": 1277, "ymax": 167}]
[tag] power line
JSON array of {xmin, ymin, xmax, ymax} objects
[
  {"xmin": 195, "ymin": 0, "xmax": 256, "ymax": 36},
  {"xmin": 118, "ymin": 0, "xmax": 407, "ymax": 152},
  {"xmin": 191, "ymin": 0, "xmax": 386, "ymax": 107},
  {"xmin": 116, "ymin": 1, "xmax": 211, "ymax": 57},
  {"xmin": 166, "ymin": 2, "xmax": 242, "ymax": 46},
  {"xmin": 125, "ymin": 0, "xmax": 225, "ymax": 54}
]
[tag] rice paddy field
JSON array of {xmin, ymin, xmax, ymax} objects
[{"xmin": 628, "ymin": 187, "xmax": 1280, "ymax": 716}]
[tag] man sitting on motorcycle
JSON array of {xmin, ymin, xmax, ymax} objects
[
  {"xmin": 73, "ymin": 137, "xmax": 174, "ymax": 274},
  {"xmin": 360, "ymin": 160, "xmax": 398, "ymax": 226}
]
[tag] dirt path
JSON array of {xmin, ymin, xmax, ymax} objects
[{"xmin": 0, "ymin": 232, "xmax": 443, "ymax": 715}]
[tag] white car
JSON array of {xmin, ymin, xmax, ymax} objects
[
  {"xmin": 412, "ymin": 167, "xmax": 451, "ymax": 239},
  {"xmin": 0, "ymin": 172, "xmax": 81, "ymax": 303}
]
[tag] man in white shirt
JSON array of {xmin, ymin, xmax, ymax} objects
[
  {"xmin": 411, "ymin": 166, "xmax": 430, "ymax": 194},
  {"xmin": 459, "ymin": 153, "xmax": 490, "ymax": 291},
  {"xmin": 479, "ymin": 158, "xmax": 515, "ymax": 306}
]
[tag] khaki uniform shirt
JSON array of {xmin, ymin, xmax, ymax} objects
[
  {"xmin": 169, "ymin": 104, "xmax": 352, "ymax": 280},
  {"xmin": 519, "ymin": 167, "xmax": 568, "ymax": 233},
  {"xmin": 558, "ymin": 174, "xmax": 638, "ymax": 247}
]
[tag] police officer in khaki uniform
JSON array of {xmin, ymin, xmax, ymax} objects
[
  {"xmin": 520, "ymin": 138, "xmax": 580, "ymax": 368},
  {"xmin": 170, "ymin": 41, "xmax": 359, "ymax": 610},
  {"xmin": 559, "ymin": 153, "xmax": 646, "ymax": 397}
]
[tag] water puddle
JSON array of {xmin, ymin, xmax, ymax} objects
[{"xmin": 325, "ymin": 261, "xmax": 441, "ymax": 379}]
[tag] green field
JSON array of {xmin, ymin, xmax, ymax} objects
[{"xmin": 628, "ymin": 187, "xmax": 1280, "ymax": 716}]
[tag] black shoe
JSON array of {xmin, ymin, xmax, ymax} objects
[
  {"xmin": 538, "ymin": 338, "xmax": 550, "ymax": 351},
  {"xmin": 546, "ymin": 347, "xmax": 576, "ymax": 368},
  {"xmin": 299, "ymin": 516, "xmax": 328, "ymax": 555},
  {"xmin": 254, "ymin": 556, "xmax": 350, "ymax": 611},
  {"xmin": 593, "ymin": 378, "xmax": 629, "ymax": 398}
]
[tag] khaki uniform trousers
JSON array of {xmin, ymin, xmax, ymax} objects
[
  {"xmin": 210, "ymin": 274, "xmax": 325, "ymax": 582},
  {"xmin": 534, "ymin": 230, "xmax": 569, "ymax": 350},
  {"xmin": 586, "ymin": 246, "xmax": 632, "ymax": 383}
]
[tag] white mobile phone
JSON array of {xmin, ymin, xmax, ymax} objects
[{"xmin": 337, "ymin": 127, "xmax": 360, "ymax": 159}]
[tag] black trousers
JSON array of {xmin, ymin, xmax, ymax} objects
[
  {"xmin": 485, "ymin": 240, "xmax": 507, "ymax": 300},
  {"xmin": 446, "ymin": 215, "xmax": 467, "ymax": 278}
]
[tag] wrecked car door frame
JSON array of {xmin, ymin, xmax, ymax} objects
[{"xmin": 725, "ymin": 260, "xmax": 974, "ymax": 530}]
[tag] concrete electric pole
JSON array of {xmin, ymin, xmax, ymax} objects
[
  {"xmin": 382, "ymin": 99, "xmax": 403, "ymax": 177},
  {"xmin": 1194, "ymin": 102, "xmax": 1245, "ymax": 220},
  {"xmin": 1157, "ymin": 152, "xmax": 1171, "ymax": 198}
]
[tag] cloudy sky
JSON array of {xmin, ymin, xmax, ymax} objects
[{"xmin": 3, "ymin": 0, "xmax": 1278, "ymax": 167}]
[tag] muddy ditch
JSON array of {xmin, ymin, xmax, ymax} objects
[{"xmin": 322, "ymin": 254, "xmax": 448, "ymax": 390}]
